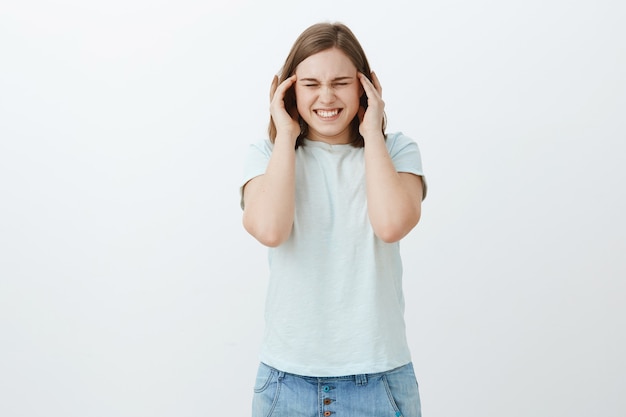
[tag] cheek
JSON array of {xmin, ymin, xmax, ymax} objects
[
  {"xmin": 344, "ymin": 87, "xmax": 362, "ymax": 109},
  {"xmin": 294, "ymin": 87, "xmax": 308, "ymax": 109},
  {"xmin": 348, "ymin": 85, "xmax": 362, "ymax": 102}
]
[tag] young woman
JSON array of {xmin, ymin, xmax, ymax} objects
[{"xmin": 241, "ymin": 22, "xmax": 427, "ymax": 417}]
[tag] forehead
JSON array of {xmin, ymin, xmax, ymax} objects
[{"xmin": 295, "ymin": 48, "xmax": 357, "ymax": 78}]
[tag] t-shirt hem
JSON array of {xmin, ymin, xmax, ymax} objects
[{"xmin": 259, "ymin": 354, "xmax": 413, "ymax": 377}]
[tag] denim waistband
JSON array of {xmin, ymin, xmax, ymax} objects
[{"xmin": 260, "ymin": 362, "xmax": 412, "ymax": 384}]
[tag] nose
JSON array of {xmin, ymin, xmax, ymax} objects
[{"xmin": 319, "ymin": 85, "xmax": 335, "ymax": 103}]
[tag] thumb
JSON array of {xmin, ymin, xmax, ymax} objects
[{"xmin": 358, "ymin": 105, "xmax": 366, "ymax": 123}]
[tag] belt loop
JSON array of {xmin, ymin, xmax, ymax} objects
[
  {"xmin": 355, "ymin": 373, "xmax": 367, "ymax": 386},
  {"xmin": 277, "ymin": 371, "xmax": 285, "ymax": 381}
]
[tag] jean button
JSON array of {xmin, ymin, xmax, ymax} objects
[
  {"xmin": 322, "ymin": 385, "xmax": 330, "ymax": 392},
  {"xmin": 324, "ymin": 412, "xmax": 332, "ymax": 417},
  {"xmin": 323, "ymin": 398, "xmax": 332, "ymax": 405}
]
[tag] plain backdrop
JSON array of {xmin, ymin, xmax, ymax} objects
[{"xmin": 1, "ymin": 0, "xmax": 624, "ymax": 416}]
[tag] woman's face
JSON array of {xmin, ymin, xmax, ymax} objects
[{"xmin": 294, "ymin": 48, "xmax": 362, "ymax": 144}]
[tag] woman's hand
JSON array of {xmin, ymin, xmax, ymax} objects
[
  {"xmin": 270, "ymin": 74, "xmax": 300, "ymax": 140},
  {"xmin": 242, "ymin": 75, "xmax": 299, "ymax": 247},
  {"xmin": 357, "ymin": 71, "xmax": 385, "ymax": 138}
]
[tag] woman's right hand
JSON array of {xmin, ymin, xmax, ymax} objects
[{"xmin": 270, "ymin": 75, "xmax": 300, "ymax": 140}]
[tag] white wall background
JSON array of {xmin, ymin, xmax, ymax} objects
[{"xmin": 1, "ymin": 0, "xmax": 624, "ymax": 416}]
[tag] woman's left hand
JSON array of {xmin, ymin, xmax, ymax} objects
[{"xmin": 357, "ymin": 71, "xmax": 385, "ymax": 137}]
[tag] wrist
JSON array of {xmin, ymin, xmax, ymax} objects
[
  {"xmin": 274, "ymin": 132, "xmax": 299, "ymax": 148},
  {"xmin": 361, "ymin": 130, "xmax": 385, "ymax": 143}
]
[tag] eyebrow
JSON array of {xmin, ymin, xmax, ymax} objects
[{"xmin": 298, "ymin": 76, "xmax": 355, "ymax": 83}]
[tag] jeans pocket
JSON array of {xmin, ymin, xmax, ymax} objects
[
  {"xmin": 254, "ymin": 363, "xmax": 275, "ymax": 393},
  {"xmin": 382, "ymin": 363, "xmax": 422, "ymax": 417},
  {"xmin": 252, "ymin": 363, "xmax": 282, "ymax": 417}
]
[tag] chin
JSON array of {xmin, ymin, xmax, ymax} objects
[{"xmin": 312, "ymin": 123, "xmax": 351, "ymax": 135}]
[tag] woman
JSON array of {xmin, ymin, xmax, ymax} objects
[{"xmin": 241, "ymin": 21, "xmax": 427, "ymax": 417}]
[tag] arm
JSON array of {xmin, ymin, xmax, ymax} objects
[
  {"xmin": 359, "ymin": 72, "xmax": 424, "ymax": 243},
  {"xmin": 364, "ymin": 134, "xmax": 423, "ymax": 242},
  {"xmin": 242, "ymin": 75, "xmax": 299, "ymax": 247}
]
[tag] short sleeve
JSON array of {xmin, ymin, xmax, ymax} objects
[
  {"xmin": 386, "ymin": 132, "xmax": 428, "ymax": 200},
  {"xmin": 240, "ymin": 139, "xmax": 274, "ymax": 209}
]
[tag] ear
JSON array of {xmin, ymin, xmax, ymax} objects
[{"xmin": 359, "ymin": 87, "xmax": 368, "ymax": 107}]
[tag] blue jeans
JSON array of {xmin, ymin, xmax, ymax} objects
[{"xmin": 252, "ymin": 362, "xmax": 422, "ymax": 417}]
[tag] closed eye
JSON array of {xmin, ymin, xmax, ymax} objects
[{"xmin": 299, "ymin": 76, "xmax": 354, "ymax": 88}]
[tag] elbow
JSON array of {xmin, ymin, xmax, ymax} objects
[
  {"xmin": 242, "ymin": 216, "xmax": 291, "ymax": 247},
  {"xmin": 255, "ymin": 230, "xmax": 289, "ymax": 247},
  {"xmin": 373, "ymin": 211, "xmax": 421, "ymax": 243},
  {"xmin": 375, "ymin": 227, "xmax": 410, "ymax": 244}
]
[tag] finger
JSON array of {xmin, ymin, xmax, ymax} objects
[
  {"xmin": 271, "ymin": 75, "xmax": 297, "ymax": 105},
  {"xmin": 370, "ymin": 71, "xmax": 382, "ymax": 94},
  {"xmin": 358, "ymin": 72, "xmax": 378, "ymax": 99},
  {"xmin": 277, "ymin": 74, "xmax": 297, "ymax": 95},
  {"xmin": 270, "ymin": 75, "xmax": 279, "ymax": 101},
  {"xmin": 358, "ymin": 105, "xmax": 366, "ymax": 123}
]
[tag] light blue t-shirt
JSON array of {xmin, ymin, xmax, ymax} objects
[{"xmin": 241, "ymin": 132, "xmax": 426, "ymax": 376}]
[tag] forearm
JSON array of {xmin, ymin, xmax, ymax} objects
[
  {"xmin": 242, "ymin": 135, "xmax": 296, "ymax": 247},
  {"xmin": 364, "ymin": 133, "xmax": 421, "ymax": 243}
]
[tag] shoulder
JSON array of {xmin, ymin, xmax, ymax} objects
[
  {"xmin": 385, "ymin": 131, "xmax": 420, "ymax": 156},
  {"xmin": 247, "ymin": 138, "xmax": 274, "ymax": 155},
  {"xmin": 386, "ymin": 131, "xmax": 416, "ymax": 146},
  {"xmin": 385, "ymin": 132, "xmax": 427, "ymax": 199},
  {"xmin": 384, "ymin": 131, "xmax": 426, "ymax": 174},
  {"xmin": 242, "ymin": 139, "xmax": 274, "ymax": 179}
]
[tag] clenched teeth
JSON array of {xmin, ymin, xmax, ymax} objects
[{"xmin": 316, "ymin": 109, "xmax": 340, "ymax": 118}]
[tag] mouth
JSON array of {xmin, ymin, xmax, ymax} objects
[{"xmin": 314, "ymin": 108, "xmax": 342, "ymax": 120}]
